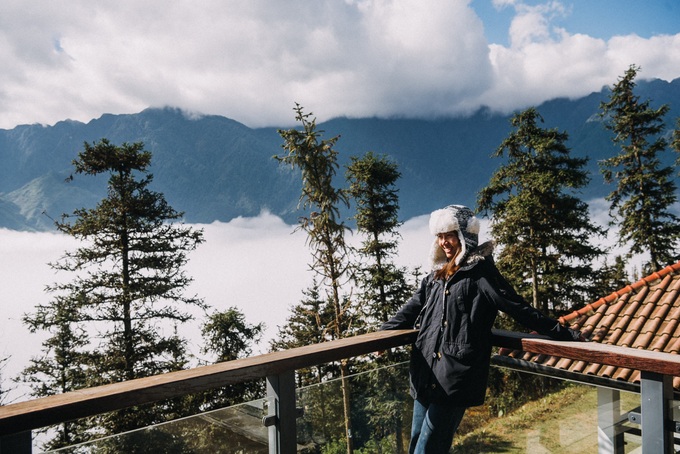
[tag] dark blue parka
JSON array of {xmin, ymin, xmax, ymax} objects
[{"xmin": 382, "ymin": 242, "xmax": 580, "ymax": 407}]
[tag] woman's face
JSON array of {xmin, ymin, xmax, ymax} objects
[{"xmin": 437, "ymin": 231, "xmax": 460, "ymax": 260}]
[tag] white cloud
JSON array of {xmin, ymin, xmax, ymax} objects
[
  {"xmin": 607, "ymin": 34, "xmax": 680, "ymax": 82},
  {"xmin": 507, "ymin": 1, "xmax": 568, "ymax": 47},
  {"xmin": 0, "ymin": 1, "xmax": 678, "ymax": 129},
  {"xmin": 478, "ymin": 1, "xmax": 680, "ymax": 114}
]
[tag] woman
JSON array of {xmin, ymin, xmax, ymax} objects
[{"xmin": 382, "ymin": 205, "xmax": 582, "ymax": 453}]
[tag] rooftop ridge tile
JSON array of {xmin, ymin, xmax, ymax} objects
[
  {"xmin": 613, "ymin": 367, "xmax": 634, "ymax": 381},
  {"xmin": 559, "ymin": 261, "xmax": 680, "ymax": 325},
  {"xmin": 571, "ymin": 360, "xmax": 588, "ymax": 373},
  {"xmin": 629, "ymin": 369, "xmax": 641, "ymax": 384},
  {"xmin": 584, "ymin": 362, "xmax": 603, "ymax": 375}
]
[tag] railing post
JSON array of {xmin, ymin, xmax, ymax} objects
[
  {"xmin": 640, "ymin": 371, "xmax": 673, "ymax": 454},
  {"xmin": 0, "ymin": 431, "xmax": 31, "ymax": 454},
  {"xmin": 266, "ymin": 370, "xmax": 297, "ymax": 454}
]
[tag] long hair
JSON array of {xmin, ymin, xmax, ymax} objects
[{"xmin": 434, "ymin": 239, "xmax": 462, "ymax": 280}]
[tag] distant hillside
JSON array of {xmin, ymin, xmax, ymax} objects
[{"xmin": 0, "ymin": 78, "xmax": 678, "ymax": 231}]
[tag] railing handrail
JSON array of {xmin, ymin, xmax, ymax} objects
[
  {"xmin": 0, "ymin": 329, "xmax": 417, "ymax": 436},
  {"xmin": 1, "ymin": 328, "xmax": 679, "ymax": 437}
]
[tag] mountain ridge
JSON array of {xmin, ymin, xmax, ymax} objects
[{"xmin": 1, "ymin": 78, "xmax": 678, "ymax": 231}]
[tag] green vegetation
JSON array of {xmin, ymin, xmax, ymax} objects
[
  {"xmin": 275, "ymin": 104, "xmax": 358, "ymax": 453},
  {"xmin": 478, "ymin": 107, "xmax": 605, "ymax": 314},
  {"xmin": 274, "ymin": 113, "xmax": 421, "ymax": 452},
  {"xmin": 21, "ymin": 140, "xmax": 207, "ymax": 449},
  {"xmin": 347, "ymin": 151, "xmax": 414, "ymax": 454},
  {"xmin": 198, "ymin": 307, "xmax": 266, "ymax": 411},
  {"xmin": 18, "ymin": 140, "xmax": 262, "ymax": 451},
  {"xmin": 599, "ymin": 64, "xmax": 680, "ymax": 272}
]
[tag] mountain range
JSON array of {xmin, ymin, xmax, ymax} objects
[{"xmin": 1, "ymin": 78, "xmax": 679, "ymax": 231}]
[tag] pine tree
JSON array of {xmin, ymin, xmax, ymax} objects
[
  {"xmin": 22, "ymin": 139, "xmax": 205, "ymax": 442},
  {"xmin": 346, "ymin": 151, "xmax": 413, "ymax": 454},
  {"xmin": 477, "ymin": 108, "xmax": 604, "ymax": 414},
  {"xmin": 599, "ymin": 64, "xmax": 680, "ymax": 271},
  {"xmin": 346, "ymin": 151, "xmax": 413, "ymax": 326},
  {"xmin": 275, "ymin": 105, "xmax": 357, "ymax": 453},
  {"xmin": 478, "ymin": 107, "xmax": 605, "ymax": 314},
  {"xmin": 201, "ymin": 307, "xmax": 264, "ymax": 363}
]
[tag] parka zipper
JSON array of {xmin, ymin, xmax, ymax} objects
[{"xmin": 433, "ymin": 277, "xmax": 451, "ymax": 361}]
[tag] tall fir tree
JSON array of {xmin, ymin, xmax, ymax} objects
[
  {"xmin": 478, "ymin": 107, "xmax": 605, "ymax": 314},
  {"xmin": 599, "ymin": 64, "xmax": 680, "ymax": 271},
  {"xmin": 478, "ymin": 107, "xmax": 605, "ymax": 418},
  {"xmin": 22, "ymin": 139, "xmax": 205, "ymax": 444},
  {"xmin": 275, "ymin": 105, "xmax": 357, "ymax": 453},
  {"xmin": 201, "ymin": 307, "xmax": 264, "ymax": 363},
  {"xmin": 346, "ymin": 151, "xmax": 413, "ymax": 454},
  {"xmin": 346, "ymin": 151, "xmax": 413, "ymax": 327}
]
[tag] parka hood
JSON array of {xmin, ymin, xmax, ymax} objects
[{"xmin": 428, "ymin": 205, "xmax": 481, "ymax": 269}]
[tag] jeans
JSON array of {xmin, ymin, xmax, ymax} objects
[{"xmin": 409, "ymin": 397, "xmax": 467, "ymax": 454}]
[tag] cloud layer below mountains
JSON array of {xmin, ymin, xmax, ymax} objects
[
  {"xmin": 0, "ymin": 211, "xmax": 430, "ymax": 402},
  {"xmin": 0, "ymin": 0, "xmax": 678, "ymax": 129},
  {"xmin": 1, "ymin": 202, "xmax": 644, "ymax": 403}
]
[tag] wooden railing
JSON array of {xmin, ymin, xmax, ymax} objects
[
  {"xmin": 0, "ymin": 330, "xmax": 418, "ymax": 443},
  {"xmin": 1, "ymin": 329, "xmax": 679, "ymax": 453}
]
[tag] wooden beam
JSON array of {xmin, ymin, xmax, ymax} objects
[{"xmin": 0, "ymin": 329, "xmax": 417, "ymax": 435}]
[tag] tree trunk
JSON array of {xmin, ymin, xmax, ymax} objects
[
  {"xmin": 531, "ymin": 259, "xmax": 540, "ymax": 311},
  {"xmin": 340, "ymin": 360, "xmax": 354, "ymax": 454},
  {"xmin": 329, "ymin": 254, "xmax": 354, "ymax": 454}
]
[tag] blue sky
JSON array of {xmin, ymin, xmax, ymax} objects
[
  {"xmin": 0, "ymin": 0, "xmax": 678, "ymax": 129},
  {"xmin": 473, "ymin": 0, "xmax": 680, "ymax": 45}
]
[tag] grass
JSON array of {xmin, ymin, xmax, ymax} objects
[{"xmin": 450, "ymin": 384, "xmax": 641, "ymax": 453}]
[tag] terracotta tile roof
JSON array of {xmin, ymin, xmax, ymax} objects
[{"xmin": 496, "ymin": 261, "xmax": 680, "ymax": 390}]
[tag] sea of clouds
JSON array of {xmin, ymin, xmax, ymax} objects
[
  {"xmin": 0, "ymin": 210, "xmax": 430, "ymax": 403},
  {"xmin": 0, "ymin": 200, "xmax": 642, "ymax": 403}
]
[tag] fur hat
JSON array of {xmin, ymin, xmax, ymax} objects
[{"xmin": 428, "ymin": 205, "xmax": 480, "ymax": 269}]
